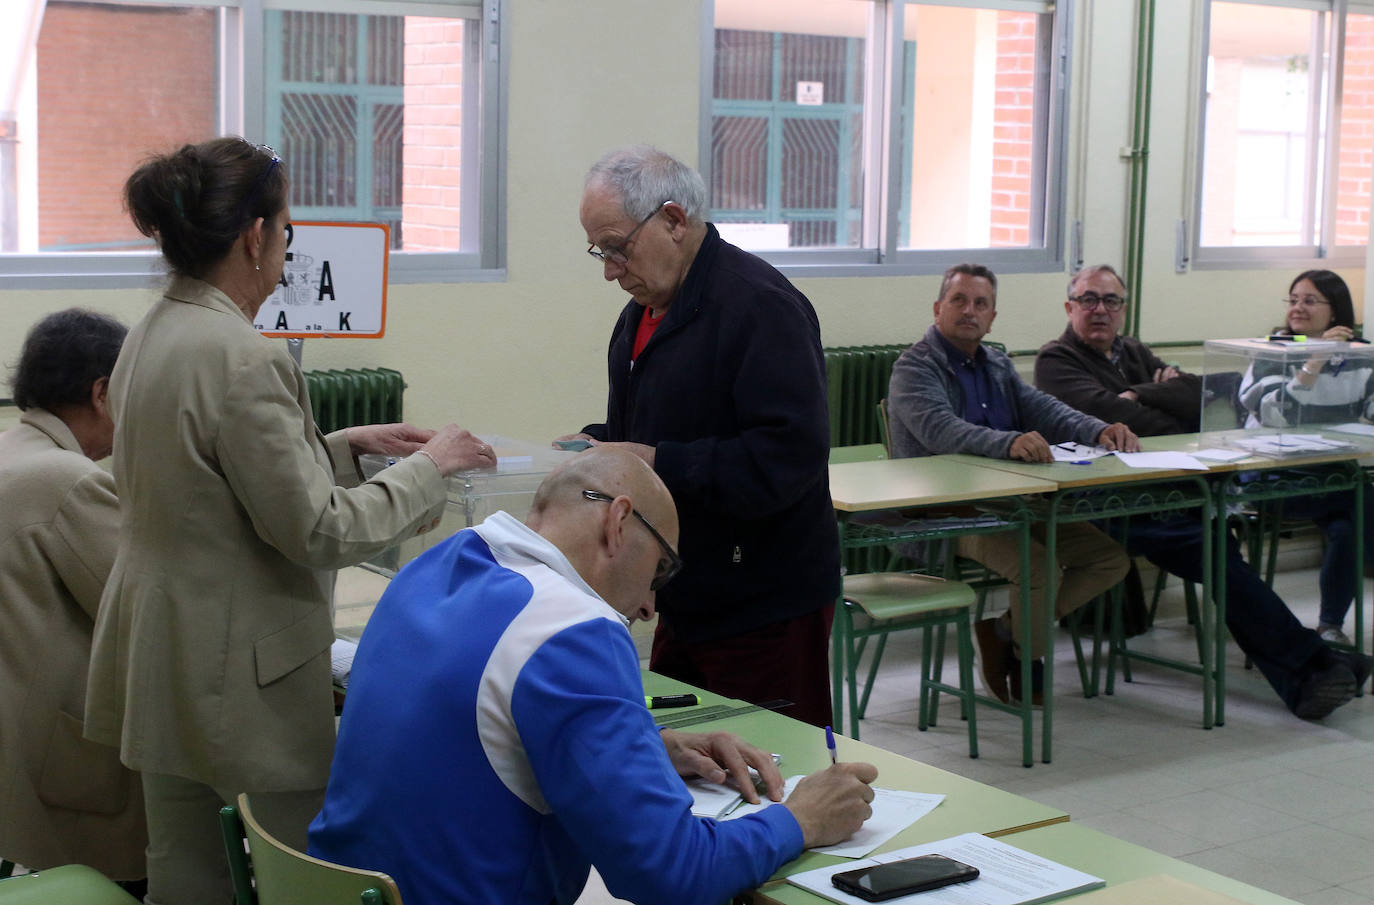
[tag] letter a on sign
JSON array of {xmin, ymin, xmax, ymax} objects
[{"xmin": 257, "ymin": 222, "xmax": 389, "ymax": 339}]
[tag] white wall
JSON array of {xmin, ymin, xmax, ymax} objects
[{"xmin": 0, "ymin": 0, "xmax": 1360, "ymax": 442}]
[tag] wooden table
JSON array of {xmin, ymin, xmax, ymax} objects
[
  {"xmin": 828, "ymin": 457, "xmax": 1059, "ymax": 766},
  {"xmin": 752, "ymin": 822, "xmax": 1301, "ymax": 905},
  {"xmin": 642, "ymin": 671, "xmax": 1068, "ymax": 888},
  {"xmin": 940, "ymin": 453, "xmax": 1216, "ymax": 748}
]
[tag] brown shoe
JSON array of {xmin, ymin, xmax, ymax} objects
[
  {"xmin": 974, "ymin": 618, "xmax": 1012, "ymax": 704},
  {"xmin": 1009, "ymin": 657, "xmax": 1045, "ymax": 708}
]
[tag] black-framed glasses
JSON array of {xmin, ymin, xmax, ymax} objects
[
  {"xmin": 1069, "ymin": 293, "xmax": 1126, "ymax": 312},
  {"xmin": 1284, "ymin": 295, "xmax": 1330, "ymax": 308},
  {"xmin": 587, "ymin": 200, "xmax": 673, "ymax": 265},
  {"xmin": 582, "ymin": 489, "xmax": 683, "ymax": 590}
]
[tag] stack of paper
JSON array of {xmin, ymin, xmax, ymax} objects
[
  {"xmin": 692, "ymin": 775, "xmax": 945, "ymax": 859},
  {"xmin": 787, "ymin": 832, "xmax": 1104, "ymax": 905},
  {"xmin": 330, "ymin": 637, "xmax": 358, "ymax": 689}
]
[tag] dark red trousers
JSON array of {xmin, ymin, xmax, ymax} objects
[{"xmin": 649, "ymin": 603, "xmax": 835, "ymax": 729}]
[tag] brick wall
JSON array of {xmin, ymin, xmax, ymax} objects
[
  {"xmin": 1336, "ymin": 14, "xmax": 1374, "ymax": 247},
  {"xmin": 400, "ymin": 17, "xmax": 464, "ymax": 252},
  {"xmin": 989, "ymin": 12, "xmax": 1036, "ymax": 248},
  {"xmin": 36, "ymin": 2, "xmax": 216, "ymax": 251}
]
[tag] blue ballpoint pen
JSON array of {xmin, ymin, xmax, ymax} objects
[{"xmin": 825, "ymin": 725, "xmax": 837, "ymax": 764}]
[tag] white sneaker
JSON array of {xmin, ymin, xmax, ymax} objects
[{"xmin": 1318, "ymin": 624, "xmax": 1352, "ymax": 646}]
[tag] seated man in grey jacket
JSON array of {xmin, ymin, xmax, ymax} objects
[{"xmin": 887, "ymin": 263, "xmax": 1137, "ymax": 706}]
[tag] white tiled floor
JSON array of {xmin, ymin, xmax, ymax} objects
[{"xmin": 578, "ymin": 564, "xmax": 1374, "ymax": 905}]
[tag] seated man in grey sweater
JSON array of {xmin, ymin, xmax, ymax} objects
[{"xmin": 886, "ymin": 263, "xmax": 1135, "ymax": 707}]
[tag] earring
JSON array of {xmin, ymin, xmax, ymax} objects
[{"xmin": 255, "ymin": 263, "xmax": 261, "ymax": 271}]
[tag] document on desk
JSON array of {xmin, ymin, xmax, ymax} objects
[
  {"xmin": 719, "ymin": 776, "xmax": 944, "ymax": 858},
  {"xmin": 330, "ymin": 638, "xmax": 358, "ymax": 689},
  {"xmin": 787, "ymin": 831, "xmax": 1104, "ymax": 905},
  {"xmin": 1192, "ymin": 447, "xmax": 1250, "ymax": 462},
  {"xmin": 1326, "ymin": 422, "xmax": 1374, "ymax": 437},
  {"xmin": 1111, "ymin": 451, "xmax": 1209, "ymax": 470},
  {"xmin": 1052, "ymin": 442, "xmax": 1110, "ymax": 462}
]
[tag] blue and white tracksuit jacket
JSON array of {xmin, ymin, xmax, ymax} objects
[{"xmin": 308, "ymin": 511, "xmax": 803, "ymax": 905}]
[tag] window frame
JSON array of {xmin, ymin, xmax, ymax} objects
[
  {"xmin": 1192, "ymin": 0, "xmax": 1374, "ymax": 270},
  {"xmin": 697, "ymin": 0, "xmax": 1071, "ymax": 279},
  {"xmin": 0, "ymin": 0, "xmax": 506, "ymax": 289}
]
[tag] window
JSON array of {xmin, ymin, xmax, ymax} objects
[
  {"xmin": 1196, "ymin": 0, "xmax": 1374, "ymax": 264},
  {"xmin": 704, "ymin": 0, "xmax": 1067, "ymax": 274},
  {"xmin": 0, "ymin": 0, "xmax": 504, "ymax": 288}
]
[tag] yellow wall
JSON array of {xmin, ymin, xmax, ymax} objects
[{"xmin": 0, "ymin": 0, "xmax": 1361, "ymax": 442}]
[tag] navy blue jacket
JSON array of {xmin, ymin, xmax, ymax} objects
[{"xmin": 583, "ymin": 225, "xmax": 839, "ymax": 643}]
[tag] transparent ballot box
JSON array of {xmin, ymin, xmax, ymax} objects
[
  {"xmin": 360, "ymin": 435, "xmax": 578, "ymax": 574},
  {"xmin": 1200, "ymin": 337, "xmax": 1374, "ymax": 457}
]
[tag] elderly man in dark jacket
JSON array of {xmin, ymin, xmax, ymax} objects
[
  {"xmin": 559, "ymin": 146, "xmax": 839, "ymax": 728},
  {"xmin": 1032, "ymin": 264, "xmax": 1370, "ymax": 719}
]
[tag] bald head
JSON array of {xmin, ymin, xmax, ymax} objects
[{"xmin": 527, "ymin": 447, "xmax": 679, "ymax": 621}]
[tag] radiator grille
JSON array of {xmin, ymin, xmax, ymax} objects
[{"xmin": 303, "ymin": 367, "xmax": 404, "ymax": 434}]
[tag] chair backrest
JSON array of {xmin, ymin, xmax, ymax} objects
[
  {"xmin": 219, "ymin": 794, "xmax": 404, "ymax": 905},
  {"xmin": 876, "ymin": 398, "xmax": 892, "ymax": 457},
  {"xmin": 0, "ymin": 865, "xmax": 141, "ymax": 905}
]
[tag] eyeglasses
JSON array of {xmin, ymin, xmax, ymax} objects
[
  {"xmin": 587, "ymin": 200, "xmax": 673, "ymax": 265},
  {"xmin": 239, "ymin": 144, "xmax": 282, "ymax": 224},
  {"xmin": 582, "ymin": 489, "xmax": 683, "ymax": 590},
  {"xmin": 1070, "ymin": 293, "xmax": 1126, "ymax": 312},
  {"xmin": 1284, "ymin": 295, "xmax": 1331, "ymax": 308}
]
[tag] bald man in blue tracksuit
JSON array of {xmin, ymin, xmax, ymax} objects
[{"xmin": 309, "ymin": 448, "xmax": 875, "ymax": 905}]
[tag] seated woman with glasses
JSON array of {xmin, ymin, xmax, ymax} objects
[{"xmin": 1237, "ymin": 269, "xmax": 1374, "ymax": 645}]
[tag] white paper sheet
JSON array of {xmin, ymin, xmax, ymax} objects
[
  {"xmin": 1192, "ymin": 448, "xmax": 1249, "ymax": 462},
  {"xmin": 1326, "ymin": 422, "xmax": 1374, "ymax": 437},
  {"xmin": 330, "ymin": 637, "xmax": 358, "ymax": 688},
  {"xmin": 1111, "ymin": 451, "xmax": 1209, "ymax": 470},
  {"xmin": 787, "ymin": 832, "xmax": 1104, "ymax": 905},
  {"xmin": 722, "ymin": 777, "xmax": 945, "ymax": 858},
  {"xmin": 1051, "ymin": 443, "xmax": 1109, "ymax": 462}
]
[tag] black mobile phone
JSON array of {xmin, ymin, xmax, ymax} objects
[{"xmin": 831, "ymin": 855, "xmax": 980, "ymax": 901}]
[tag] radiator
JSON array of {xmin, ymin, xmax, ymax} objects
[
  {"xmin": 303, "ymin": 367, "xmax": 405, "ymax": 434},
  {"xmin": 824, "ymin": 344, "xmax": 908, "ymax": 448}
]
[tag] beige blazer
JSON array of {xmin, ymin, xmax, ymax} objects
[
  {"xmin": 0, "ymin": 409, "xmax": 147, "ymax": 878},
  {"xmin": 86, "ymin": 277, "xmax": 446, "ymax": 792}
]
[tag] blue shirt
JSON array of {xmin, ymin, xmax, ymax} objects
[
  {"xmin": 308, "ymin": 512, "xmax": 803, "ymax": 905},
  {"xmin": 933, "ymin": 331, "xmax": 1016, "ymax": 432}
]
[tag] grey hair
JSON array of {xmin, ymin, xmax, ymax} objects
[
  {"xmin": 584, "ymin": 145, "xmax": 708, "ymax": 222},
  {"xmin": 1068, "ymin": 264, "xmax": 1128, "ymax": 299}
]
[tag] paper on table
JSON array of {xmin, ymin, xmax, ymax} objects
[
  {"xmin": 1326, "ymin": 422, "xmax": 1374, "ymax": 437},
  {"xmin": 330, "ymin": 638, "xmax": 358, "ymax": 688},
  {"xmin": 1111, "ymin": 451, "xmax": 1209, "ymax": 471},
  {"xmin": 723, "ymin": 777, "xmax": 945, "ymax": 858},
  {"xmin": 787, "ymin": 831, "xmax": 1104, "ymax": 905},
  {"xmin": 1051, "ymin": 443, "xmax": 1110, "ymax": 462},
  {"xmin": 1192, "ymin": 448, "xmax": 1249, "ymax": 462},
  {"xmin": 686, "ymin": 754, "xmax": 784, "ymax": 818}
]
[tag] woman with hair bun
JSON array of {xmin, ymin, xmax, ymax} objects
[
  {"xmin": 1238, "ymin": 269, "xmax": 1374, "ymax": 645},
  {"xmin": 84, "ymin": 137, "xmax": 495, "ymax": 904}
]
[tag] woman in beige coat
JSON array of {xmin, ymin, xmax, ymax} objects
[
  {"xmin": 0, "ymin": 309, "xmax": 145, "ymax": 882},
  {"xmin": 83, "ymin": 137, "xmax": 495, "ymax": 905}
]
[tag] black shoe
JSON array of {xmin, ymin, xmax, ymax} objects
[
  {"xmin": 974, "ymin": 618, "xmax": 1012, "ymax": 704},
  {"xmin": 1335, "ymin": 650, "xmax": 1372, "ymax": 691},
  {"xmin": 1293, "ymin": 661, "xmax": 1357, "ymax": 720},
  {"xmin": 1009, "ymin": 656, "xmax": 1045, "ymax": 708}
]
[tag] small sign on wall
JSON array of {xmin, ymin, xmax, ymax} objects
[
  {"xmin": 255, "ymin": 221, "xmax": 389, "ymax": 339},
  {"xmin": 796, "ymin": 81, "xmax": 824, "ymax": 105}
]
